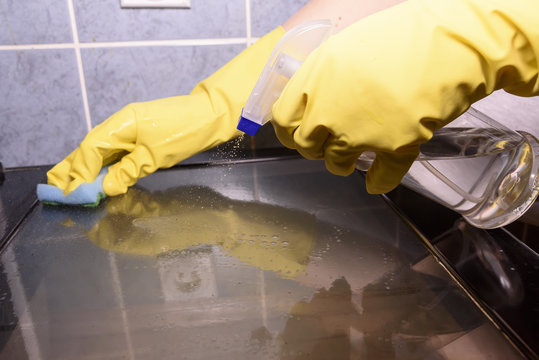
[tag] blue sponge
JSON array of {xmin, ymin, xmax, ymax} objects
[{"xmin": 37, "ymin": 168, "xmax": 107, "ymax": 207}]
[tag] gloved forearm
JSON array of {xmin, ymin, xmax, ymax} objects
[
  {"xmin": 272, "ymin": 0, "xmax": 539, "ymax": 194},
  {"xmin": 47, "ymin": 27, "xmax": 285, "ymax": 196},
  {"xmin": 409, "ymin": 0, "xmax": 539, "ymax": 97}
]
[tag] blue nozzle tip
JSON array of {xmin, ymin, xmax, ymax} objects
[{"xmin": 237, "ymin": 115, "xmax": 262, "ymax": 136}]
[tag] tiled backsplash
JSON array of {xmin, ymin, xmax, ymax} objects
[
  {"xmin": 0, "ymin": 0, "xmax": 308, "ymax": 168},
  {"xmin": 2, "ymin": 0, "xmax": 539, "ymax": 168}
]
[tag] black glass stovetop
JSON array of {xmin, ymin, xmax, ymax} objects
[{"xmin": 0, "ymin": 151, "xmax": 536, "ymax": 359}]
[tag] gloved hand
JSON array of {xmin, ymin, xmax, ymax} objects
[
  {"xmin": 47, "ymin": 27, "xmax": 284, "ymax": 196},
  {"xmin": 272, "ymin": 0, "xmax": 539, "ymax": 194}
]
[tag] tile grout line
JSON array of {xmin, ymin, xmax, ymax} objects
[
  {"xmin": 67, "ymin": 0, "xmax": 92, "ymax": 132},
  {"xmin": 0, "ymin": 38, "xmax": 250, "ymax": 51},
  {"xmin": 0, "ymin": 43, "xmax": 75, "ymax": 50},
  {"xmin": 245, "ymin": 0, "xmax": 252, "ymax": 46}
]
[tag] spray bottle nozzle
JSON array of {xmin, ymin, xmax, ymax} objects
[{"xmin": 237, "ymin": 20, "xmax": 333, "ymax": 136}]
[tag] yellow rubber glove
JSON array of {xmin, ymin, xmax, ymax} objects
[
  {"xmin": 272, "ymin": 0, "xmax": 539, "ymax": 194},
  {"xmin": 47, "ymin": 27, "xmax": 285, "ymax": 196},
  {"xmin": 83, "ymin": 186, "xmax": 315, "ymax": 279}
]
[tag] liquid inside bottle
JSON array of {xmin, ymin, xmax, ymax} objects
[{"xmin": 356, "ymin": 127, "xmax": 539, "ymax": 229}]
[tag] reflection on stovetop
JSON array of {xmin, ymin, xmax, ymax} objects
[{"xmin": 386, "ymin": 185, "xmax": 539, "ymax": 359}]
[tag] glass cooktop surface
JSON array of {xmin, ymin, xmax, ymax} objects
[{"xmin": 0, "ymin": 158, "xmax": 522, "ymax": 359}]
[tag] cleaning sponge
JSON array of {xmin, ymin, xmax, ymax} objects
[{"xmin": 37, "ymin": 168, "xmax": 107, "ymax": 207}]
